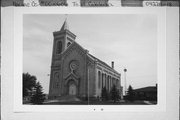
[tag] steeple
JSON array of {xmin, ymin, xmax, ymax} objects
[
  {"xmin": 60, "ymin": 19, "xmax": 69, "ymax": 31},
  {"xmin": 52, "ymin": 18, "xmax": 76, "ymax": 56}
]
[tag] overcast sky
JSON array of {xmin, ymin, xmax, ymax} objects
[{"xmin": 23, "ymin": 14, "xmax": 157, "ymax": 94}]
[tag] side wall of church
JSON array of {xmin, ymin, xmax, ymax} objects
[
  {"xmin": 95, "ymin": 63, "xmax": 122, "ymax": 97},
  {"xmin": 87, "ymin": 64, "xmax": 96, "ymax": 97}
]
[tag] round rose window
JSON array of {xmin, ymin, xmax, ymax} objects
[{"xmin": 70, "ymin": 60, "xmax": 79, "ymax": 71}]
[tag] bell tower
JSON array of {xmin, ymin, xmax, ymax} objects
[
  {"xmin": 52, "ymin": 19, "xmax": 76, "ymax": 56},
  {"xmin": 49, "ymin": 19, "xmax": 76, "ymax": 98},
  {"xmin": 51, "ymin": 19, "xmax": 77, "ymax": 65}
]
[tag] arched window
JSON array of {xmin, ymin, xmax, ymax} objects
[
  {"xmin": 56, "ymin": 41, "xmax": 62, "ymax": 54},
  {"xmin": 116, "ymin": 79, "xmax": 119, "ymax": 87},
  {"xmin": 102, "ymin": 73, "xmax": 104, "ymax": 88},
  {"xmin": 107, "ymin": 76, "xmax": 109, "ymax": 91},
  {"xmin": 110, "ymin": 76, "xmax": 112, "ymax": 89},
  {"xmin": 104, "ymin": 73, "xmax": 107, "ymax": 88},
  {"xmin": 98, "ymin": 71, "xmax": 101, "ymax": 88},
  {"xmin": 112, "ymin": 78, "xmax": 115, "ymax": 86},
  {"xmin": 54, "ymin": 72, "xmax": 59, "ymax": 81},
  {"xmin": 106, "ymin": 75, "xmax": 108, "ymax": 90},
  {"xmin": 67, "ymin": 42, "xmax": 71, "ymax": 47}
]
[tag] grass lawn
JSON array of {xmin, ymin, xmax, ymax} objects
[{"xmin": 43, "ymin": 100, "xmax": 152, "ymax": 105}]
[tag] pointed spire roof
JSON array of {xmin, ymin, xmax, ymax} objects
[{"xmin": 60, "ymin": 19, "xmax": 69, "ymax": 31}]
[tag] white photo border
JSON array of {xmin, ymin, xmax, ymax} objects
[{"xmin": 13, "ymin": 7, "xmax": 166, "ymax": 112}]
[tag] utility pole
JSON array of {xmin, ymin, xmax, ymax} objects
[
  {"xmin": 87, "ymin": 67, "xmax": 89, "ymax": 105},
  {"xmin": 124, "ymin": 68, "xmax": 127, "ymax": 96}
]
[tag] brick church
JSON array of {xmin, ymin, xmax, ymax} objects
[{"xmin": 48, "ymin": 20, "xmax": 123, "ymax": 100}]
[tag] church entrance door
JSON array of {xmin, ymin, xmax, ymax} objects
[{"xmin": 69, "ymin": 84, "xmax": 76, "ymax": 95}]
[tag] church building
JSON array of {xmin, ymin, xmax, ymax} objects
[{"xmin": 48, "ymin": 20, "xmax": 122, "ymax": 100}]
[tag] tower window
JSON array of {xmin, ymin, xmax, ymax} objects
[
  {"xmin": 56, "ymin": 41, "xmax": 62, "ymax": 54},
  {"xmin": 67, "ymin": 42, "xmax": 71, "ymax": 47}
]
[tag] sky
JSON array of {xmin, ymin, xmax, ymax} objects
[{"xmin": 23, "ymin": 14, "xmax": 157, "ymax": 94}]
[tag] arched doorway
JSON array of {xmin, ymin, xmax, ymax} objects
[{"xmin": 69, "ymin": 83, "xmax": 76, "ymax": 95}]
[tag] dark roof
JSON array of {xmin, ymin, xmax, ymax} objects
[
  {"xmin": 68, "ymin": 41, "xmax": 120, "ymax": 75},
  {"xmin": 88, "ymin": 54, "xmax": 111, "ymax": 69},
  {"xmin": 134, "ymin": 86, "xmax": 157, "ymax": 92},
  {"xmin": 70, "ymin": 41, "xmax": 113, "ymax": 71},
  {"xmin": 88, "ymin": 53, "xmax": 120, "ymax": 75}
]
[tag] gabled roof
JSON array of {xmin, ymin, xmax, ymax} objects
[
  {"xmin": 88, "ymin": 54, "xmax": 111, "ymax": 69},
  {"xmin": 64, "ymin": 72, "xmax": 79, "ymax": 80},
  {"xmin": 60, "ymin": 19, "xmax": 69, "ymax": 31},
  {"xmin": 134, "ymin": 86, "xmax": 157, "ymax": 92},
  {"xmin": 61, "ymin": 40, "xmax": 86, "ymax": 58},
  {"xmin": 61, "ymin": 37, "xmax": 120, "ymax": 75},
  {"xmin": 87, "ymin": 53, "xmax": 120, "ymax": 75},
  {"xmin": 64, "ymin": 72, "xmax": 79, "ymax": 86}
]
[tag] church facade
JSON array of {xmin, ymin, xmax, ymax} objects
[{"xmin": 48, "ymin": 20, "xmax": 122, "ymax": 100}]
